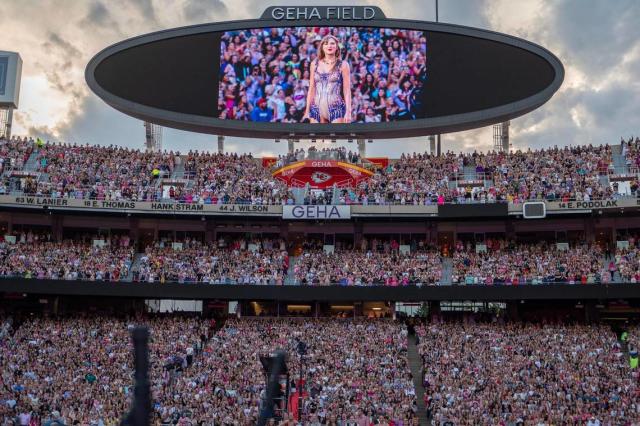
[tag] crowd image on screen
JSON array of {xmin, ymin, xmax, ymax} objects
[{"xmin": 218, "ymin": 27, "xmax": 426, "ymax": 123}]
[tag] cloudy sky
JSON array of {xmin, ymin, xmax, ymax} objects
[{"xmin": 2, "ymin": 0, "xmax": 639, "ymax": 157}]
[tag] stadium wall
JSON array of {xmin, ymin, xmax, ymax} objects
[{"xmin": 1, "ymin": 279, "xmax": 639, "ymax": 302}]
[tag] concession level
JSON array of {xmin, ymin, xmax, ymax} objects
[{"xmin": 86, "ymin": 11, "xmax": 563, "ymax": 138}]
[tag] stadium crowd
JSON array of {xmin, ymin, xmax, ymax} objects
[
  {"xmin": 622, "ymin": 136, "xmax": 640, "ymax": 172},
  {"xmin": 5, "ymin": 228, "xmax": 640, "ymax": 285},
  {"xmin": 133, "ymin": 239, "xmax": 289, "ymax": 285},
  {"xmin": 218, "ymin": 27, "xmax": 426, "ymax": 123},
  {"xmin": 29, "ymin": 142, "xmax": 175, "ymax": 201},
  {"xmin": 180, "ymin": 151, "xmax": 291, "ymax": 205},
  {"xmin": 0, "ymin": 137, "xmax": 638, "ymax": 205},
  {"xmin": 478, "ymin": 144, "xmax": 617, "ymax": 203},
  {"xmin": 352, "ymin": 145, "xmax": 620, "ymax": 205},
  {"xmin": 0, "ymin": 316, "xmax": 417, "ymax": 425},
  {"xmin": 0, "ymin": 136, "xmax": 33, "ymax": 175},
  {"xmin": 610, "ymin": 234, "xmax": 640, "ymax": 283},
  {"xmin": 294, "ymin": 249, "xmax": 442, "ymax": 286},
  {"xmin": 451, "ymin": 239, "xmax": 606, "ymax": 285},
  {"xmin": 184, "ymin": 318, "xmax": 418, "ymax": 424},
  {"xmin": 0, "ymin": 233, "xmax": 134, "ymax": 281},
  {"xmin": 417, "ymin": 322, "xmax": 640, "ymax": 424},
  {"xmin": 353, "ymin": 152, "xmax": 466, "ymax": 205},
  {"xmin": 0, "ymin": 315, "xmax": 210, "ymax": 425}
]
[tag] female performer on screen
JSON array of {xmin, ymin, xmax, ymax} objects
[{"xmin": 303, "ymin": 35, "xmax": 352, "ymax": 123}]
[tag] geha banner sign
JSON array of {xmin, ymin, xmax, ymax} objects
[
  {"xmin": 283, "ymin": 205, "xmax": 351, "ymax": 220},
  {"xmin": 0, "ymin": 195, "xmax": 279, "ymax": 215}
]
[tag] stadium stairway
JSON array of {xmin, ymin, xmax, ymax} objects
[
  {"xmin": 601, "ymin": 254, "xmax": 622, "ymax": 283},
  {"xmin": 407, "ymin": 333, "xmax": 428, "ymax": 426},
  {"xmin": 463, "ymin": 164, "xmax": 477, "ymax": 181},
  {"xmin": 440, "ymin": 257, "xmax": 453, "ymax": 285},
  {"xmin": 598, "ymin": 174, "xmax": 610, "ymax": 188},
  {"xmin": 612, "ymin": 144, "xmax": 628, "ymax": 175},
  {"xmin": 23, "ymin": 148, "xmax": 41, "ymax": 172},
  {"xmin": 125, "ymin": 253, "xmax": 145, "ymax": 282},
  {"xmin": 37, "ymin": 172, "xmax": 49, "ymax": 184},
  {"xmin": 284, "ymin": 256, "xmax": 298, "ymax": 285},
  {"xmin": 484, "ymin": 175, "xmax": 494, "ymax": 189},
  {"xmin": 171, "ymin": 155, "xmax": 185, "ymax": 179},
  {"xmin": 290, "ymin": 187, "xmax": 307, "ymax": 205}
]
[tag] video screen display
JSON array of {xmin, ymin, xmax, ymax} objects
[{"xmin": 218, "ymin": 27, "xmax": 426, "ymax": 123}]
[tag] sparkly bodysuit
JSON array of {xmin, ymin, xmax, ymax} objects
[{"xmin": 309, "ymin": 59, "xmax": 346, "ymax": 122}]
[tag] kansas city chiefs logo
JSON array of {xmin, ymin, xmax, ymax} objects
[{"xmin": 311, "ymin": 171, "xmax": 332, "ymax": 184}]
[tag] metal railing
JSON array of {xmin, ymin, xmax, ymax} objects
[
  {"xmin": 274, "ymin": 149, "xmax": 363, "ymax": 168},
  {"xmin": 0, "ymin": 275, "xmax": 636, "ymax": 286}
]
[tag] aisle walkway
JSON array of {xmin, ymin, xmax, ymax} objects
[
  {"xmin": 408, "ymin": 333, "xmax": 428, "ymax": 425},
  {"xmin": 285, "ymin": 255, "xmax": 298, "ymax": 285},
  {"xmin": 440, "ymin": 257, "xmax": 453, "ymax": 285}
]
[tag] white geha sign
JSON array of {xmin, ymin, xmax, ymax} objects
[
  {"xmin": 269, "ymin": 6, "xmax": 377, "ymax": 21},
  {"xmin": 283, "ymin": 205, "xmax": 351, "ymax": 220}
]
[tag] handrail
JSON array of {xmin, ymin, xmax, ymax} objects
[{"xmin": 274, "ymin": 149, "xmax": 362, "ymax": 169}]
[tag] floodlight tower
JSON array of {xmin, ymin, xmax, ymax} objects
[
  {"xmin": 0, "ymin": 109, "xmax": 12, "ymax": 139},
  {"xmin": 493, "ymin": 121, "xmax": 510, "ymax": 152},
  {"xmin": 144, "ymin": 121, "xmax": 163, "ymax": 152},
  {"xmin": 428, "ymin": 135, "xmax": 436, "ymax": 155},
  {"xmin": 0, "ymin": 51, "xmax": 22, "ymax": 140}
]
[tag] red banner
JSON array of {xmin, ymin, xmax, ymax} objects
[{"xmin": 272, "ymin": 160, "xmax": 373, "ymax": 189}]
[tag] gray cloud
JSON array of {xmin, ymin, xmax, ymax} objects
[
  {"xmin": 80, "ymin": 1, "xmax": 122, "ymax": 34},
  {"xmin": 549, "ymin": 0, "xmax": 640, "ymax": 80},
  {"xmin": 131, "ymin": 0, "xmax": 157, "ymax": 22},
  {"xmin": 55, "ymin": 94, "xmax": 145, "ymax": 146},
  {"xmin": 37, "ymin": 32, "xmax": 85, "ymax": 107},
  {"xmin": 85, "ymin": 1, "xmax": 111, "ymax": 26},
  {"xmin": 42, "ymin": 32, "xmax": 82, "ymax": 59},
  {"xmin": 184, "ymin": 0, "xmax": 229, "ymax": 22}
]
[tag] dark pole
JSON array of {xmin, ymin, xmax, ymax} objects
[
  {"xmin": 295, "ymin": 340, "xmax": 307, "ymax": 423},
  {"xmin": 121, "ymin": 327, "xmax": 151, "ymax": 426},
  {"xmin": 257, "ymin": 351, "xmax": 286, "ymax": 426}
]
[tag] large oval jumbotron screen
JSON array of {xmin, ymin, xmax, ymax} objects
[{"xmin": 87, "ymin": 15, "xmax": 563, "ymax": 139}]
